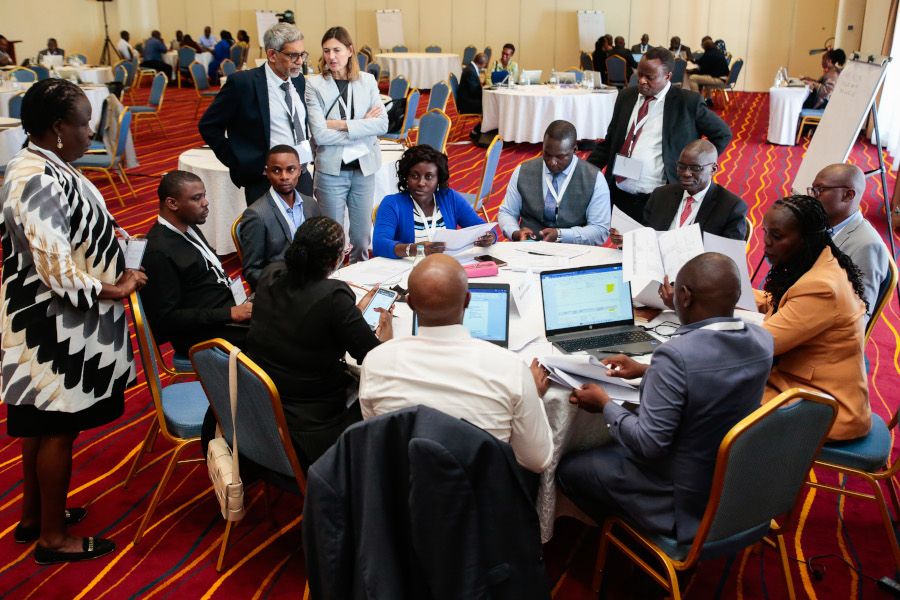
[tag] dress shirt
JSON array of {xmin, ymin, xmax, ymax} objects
[
  {"xmin": 265, "ymin": 62, "xmax": 307, "ymax": 149},
  {"xmin": 270, "ymin": 188, "xmax": 306, "ymax": 237},
  {"xmin": 359, "ymin": 324, "xmax": 554, "ymax": 473},
  {"xmin": 199, "ymin": 34, "xmax": 217, "ymax": 50},
  {"xmin": 617, "ymin": 82, "xmax": 671, "ymax": 195},
  {"xmin": 667, "ymin": 182, "xmax": 711, "ymax": 230},
  {"xmin": 830, "ymin": 209, "xmax": 858, "ymax": 237},
  {"xmin": 498, "ymin": 157, "xmax": 611, "ymax": 245},
  {"xmin": 412, "ymin": 202, "xmax": 446, "ymax": 242},
  {"xmin": 116, "ymin": 38, "xmax": 135, "ymax": 61}
]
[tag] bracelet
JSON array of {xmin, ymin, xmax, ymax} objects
[{"xmin": 406, "ymin": 243, "xmax": 413, "ymax": 257}]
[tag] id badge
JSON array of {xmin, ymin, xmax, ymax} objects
[
  {"xmin": 295, "ymin": 140, "xmax": 313, "ymax": 164},
  {"xmin": 124, "ymin": 239, "xmax": 148, "ymax": 270},
  {"xmin": 612, "ymin": 154, "xmax": 643, "ymax": 180},
  {"xmin": 229, "ymin": 277, "xmax": 248, "ymax": 305}
]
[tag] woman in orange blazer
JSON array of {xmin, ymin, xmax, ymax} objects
[{"xmin": 757, "ymin": 195, "xmax": 870, "ymax": 440}]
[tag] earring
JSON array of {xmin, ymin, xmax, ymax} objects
[{"xmin": 56, "ymin": 136, "xmax": 63, "ymax": 149}]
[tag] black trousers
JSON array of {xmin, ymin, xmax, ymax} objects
[
  {"xmin": 242, "ymin": 167, "xmax": 313, "ymax": 205},
  {"xmin": 608, "ymin": 181, "xmax": 650, "ymax": 223},
  {"xmin": 140, "ymin": 60, "xmax": 173, "ymax": 81}
]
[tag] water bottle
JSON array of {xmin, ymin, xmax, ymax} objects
[
  {"xmin": 550, "ymin": 69, "xmax": 558, "ymax": 86},
  {"xmin": 413, "ymin": 243, "xmax": 426, "ymax": 266}
]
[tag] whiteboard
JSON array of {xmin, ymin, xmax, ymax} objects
[
  {"xmin": 792, "ymin": 59, "xmax": 889, "ymax": 193},
  {"xmin": 376, "ymin": 9, "xmax": 404, "ymax": 51},
  {"xmin": 577, "ymin": 11, "xmax": 606, "ymax": 54},
  {"xmin": 255, "ymin": 10, "xmax": 280, "ymax": 48}
]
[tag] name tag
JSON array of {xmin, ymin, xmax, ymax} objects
[
  {"xmin": 295, "ymin": 140, "xmax": 313, "ymax": 164},
  {"xmin": 612, "ymin": 154, "xmax": 643, "ymax": 180},
  {"xmin": 229, "ymin": 277, "xmax": 248, "ymax": 305},
  {"xmin": 123, "ymin": 239, "xmax": 148, "ymax": 270}
]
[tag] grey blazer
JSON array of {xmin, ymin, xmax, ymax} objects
[
  {"xmin": 239, "ymin": 190, "xmax": 320, "ymax": 290},
  {"xmin": 305, "ymin": 72, "xmax": 388, "ymax": 177},
  {"xmin": 833, "ymin": 210, "xmax": 890, "ymax": 318}
]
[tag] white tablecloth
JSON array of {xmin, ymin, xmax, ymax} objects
[
  {"xmin": 0, "ymin": 125, "xmax": 26, "ymax": 167},
  {"xmin": 80, "ymin": 85, "xmax": 110, "ymax": 132},
  {"xmin": 54, "ymin": 66, "xmax": 114, "ymax": 84},
  {"xmin": 180, "ymin": 144, "xmax": 402, "ymax": 255},
  {"xmin": 164, "ymin": 50, "xmax": 213, "ymax": 70},
  {"xmin": 374, "ymin": 53, "xmax": 461, "ymax": 89},
  {"xmin": 767, "ymin": 85, "xmax": 809, "ymax": 145},
  {"xmin": 0, "ymin": 83, "xmax": 33, "ymax": 118},
  {"xmin": 482, "ymin": 86, "xmax": 619, "ymax": 143}
]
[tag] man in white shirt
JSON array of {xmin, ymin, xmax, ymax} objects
[
  {"xmin": 498, "ymin": 120, "xmax": 611, "ymax": 245},
  {"xmin": 360, "ymin": 255, "xmax": 555, "ymax": 473},
  {"xmin": 199, "ymin": 26, "xmax": 217, "ymax": 51},
  {"xmin": 116, "ymin": 31, "xmax": 135, "ymax": 61}
]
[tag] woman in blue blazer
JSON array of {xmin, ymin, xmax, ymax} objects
[{"xmin": 373, "ymin": 145, "xmax": 495, "ymax": 258}]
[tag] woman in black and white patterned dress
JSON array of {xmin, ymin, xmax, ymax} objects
[{"xmin": 0, "ymin": 79, "xmax": 147, "ymax": 564}]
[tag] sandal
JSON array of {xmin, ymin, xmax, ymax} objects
[
  {"xmin": 34, "ymin": 536, "xmax": 115, "ymax": 565},
  {"xmin": 14, "ymin": 508, "xmax": 88, "ymax": 544}
]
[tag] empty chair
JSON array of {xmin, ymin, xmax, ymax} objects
[
  {"xmin": 628, "ymin": 72, "xmax": 638, "ymax": 87},
  {"xmin": 415, "ymin": 109, "xmax": 451, "ymax": 153},
  {"xmin": 388, "ymin": 75, "xmax": 409, "ymax": 100},
  {"xmin": 190, "ymin": 61, "xmax": 218, "ymax": 118},
  {"xmin": 671, "ymin": 59, "xmax": 688, "ymax": 86},
  {"xmin": 462, "ymin": 134, "xmax": 503, "ymax": 220},
  {"xmin": 177, "ymin": 46, "xmax": 196, "ymax": 87},
  {"xmin": 229, "ymin": 43, "xmax": 244, "ymax": 68},
  {"xmin": 9, "ymin": 68, "xmax": 37, "ymax": 83},
  {"xmin": 425, "ymin": 45, "xmax": 442, "ymax": 53},
  {"xmin": 483, "ymin": 46, "xmax": 492, "ymax": 64},
  {"xmin": 461, "ymin": 45, "xmax": 477, "ymax": 66},
  {"xmin": 8, "ymin": 93, "xmax": 24, "ymax": 119},
  {"xmin": 796, "ymin": 108, "xmax": 825, "ymax": 144},
  {"xmin": 131, "ymin": 72, "xmax": 168, "ymax": 138},
  {"xmin": 220, "ymin": 58, "xmax": 236, "ymax": 78},
  {"xmin": 356, "ymin": 51, "xmax": 368, "ymax": 71},
  {"xmin": 380, "ymin": 88, "xmax": 419, "ymax": 145},
  {"xmin": 412, "ymin": 81, "xmax": 449, "ymax": 128},
  {"xmin": 367, "ymin": 62, "xmax": 381, "ymax": 81},
  {"xmin": 605, "ymin": 55, "xmax": 627, "ymax": 87},
  {"xmin": 392, "ymin": 45, "xmax": 408, "ymax": 53},
  {"xmin": 865, "ymin": 256, "xmax": 898, "ymax": 341},
  {"xmin": 71, "ymin": 108, "xmax": 136, "ymax": 206}
]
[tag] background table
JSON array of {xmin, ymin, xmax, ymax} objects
[
  {"xmin": 482, "ymin": 86, "xmax": 619, "ymax": 143},
  {"xmin": 54, "ymin": 66, "xmax": 114, "ymax": 84},
  {"xmin": 767, "ymin": 85, "xmax": 809, "ymax": 145},
  {"xmin": 164, "ymin": 50, "xmax": 213, "ymax": 79},
  {"xmin": 374, "ymin": 53, "xmax": 461, "ymax": 89},
  {"xmin": 0, "ymin": 82, "xmax": 32, "ymax": 118},
  {"xmin": 0, "ymin": 124, "xmax": 26, "ymax": 168},
  {"xmin": 79, "ymin": 85, "xmax": 111, "ymax": 132}
]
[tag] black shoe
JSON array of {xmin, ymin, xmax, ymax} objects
[
  {"xmin": 34, "ymin": 536, "xmax": 115, "ymax": 565},
  {"xmin": 14, "ymin": 508, "xmax": 88, "ymax": 544}
]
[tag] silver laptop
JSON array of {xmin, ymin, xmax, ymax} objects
[
  {"xmin": 519, "ymin": 69, "xmax": 542, "ymax": 84},
  {"xmin": 540, "ymin": 264, "xmax": 661, "ymax": 356}
]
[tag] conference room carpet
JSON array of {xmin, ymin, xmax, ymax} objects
[{"xmin": 0, "ymin": 84, "xmax": 897, "ymax": 599}]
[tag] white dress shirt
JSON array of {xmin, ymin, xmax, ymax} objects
[
  {"xmin": 359, "ymin": 324, "xmax": 554, "ymax": 473},
  {"xmin": 668, "ymin": 182, "xmax": 711, "ymax": 230},
  {"xmin": 617, "ymin": 81, "xmax": 671, "ymax": 195},
  {"xmin": 265, "ymin": 62, "xmax": 307, "ymax": 149},
  {"xmin": 116, "ymin": 38, "xmax": 135, "ymax": 61},
  {"xmin": 270, "ymin": 188, "xmax": 306, "ymax": 237}
]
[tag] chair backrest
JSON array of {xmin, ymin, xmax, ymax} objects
[
  {"xmin": 425, "ymin": 45, "xmax": 442, "ymax": 53},
  {"xmin": 70, "ymin": 53, "xmax": 88, "ymax": 64},
  {"xmin": 448, "ymin": 72, "xmax": 460, "ymax": 104},
  {"xmin": 8, "ymin": 93, "xmax": 24, "ymax": 119},
  {"xmin": 866, "ymin": 254, "xmax": 898, "ymax": 342},
  {"xmin": 191, "ymin": 339, "xmax": 307, "ymax": 492},
  {"xmin": 473, "ymin": 134, "xmax": 503, "ymax": 211},
  {"xmin": 357, "ymin": 52, "xmax": 368, "ymax": 71},
  {"xmin": 367, "ymin": 62, "xmax": 381, "ymax": 80},
  {"xmin": 566, "ymin": 68, "xmax": 584, "ymax": 83},
  {"xmin": 392, "ymin": 45, "xmax": 408, "ymax": 53},
  {"xmin": 31, "ymin": 65, "xmax": 50, "ymax": 81},
  {"xmin": 220, "ymin": 59, "xmax": 236, "ymax": 77},
  {"xmin": 483, "ymin": 46, "xmax": 492, "ymax": 64},
  {"xmin": 148, "ymin": 72, "xmax": 167, "ymax": 108},
  {"xmin": 190, "ymin": 61, "xmax": 210, "ymax": 91},
  {"xmin": 113, "ymin": 109, "xmax": 133, "ymax": 163},
  {"xmin": 388, "ymin": 76, "xmax": 409, "ymax": 100},
  {"xmin": 671, "ymin": 59, "xmax": 687, "ymax": 85},
  {"xmin": 10, "ymin": 68, "xmax": 37, "ymax": 83},
  {"xmin": 122, "ymin": 59, "xmax": 137, "ymax": 88},
  {"xmin": 743, "ymin": 216, "xmax": 753, "ymax": 243},
  {"xmin": 727, "ymin": 59, "xmax": 744, "ymax": 88},
  {"xmin": 129, "ymin": 291, "xmax": 178, "ymax": 440},
  {"xmin": 177, "ymin": 46, "xmax": 196, "ymax": 69},
  {"xmin": 427, "ymin": 81, "xmax": 450, "ymax": 112},
  {"xmin": 681, "ymin": 388, "xmax": 837, "ymax": 567},
  {"xmin": 628, "ymin": 72, "xmax": 638, "ymax": 87},
  {"xmin": 580, "ymin": 51, "xmax": 594, "ymax": 71},
  {"xmin": 229, "ymin": 44, "xmax": 243, "ymax": 67},
  {"xmin": 605, "ymin": 55, "xmax": 626, "ymax": 85},
  {"xmin": 114, "ymin": 64, "xmax": 128, "ymax": 84},
  {"xmin": 417, "ymin": 109, "xmax": 451, "ymax": 153},
  {"xmin": 231, "ymin": 215, "xmax": 244, "ymax": 262},
  {"xmin": 461, "ymin": 45, "xmax": 477, "ymax": 66},
  {"xmin": 400, "ymin": 88, "xmax": 420, "ymax": 136}
]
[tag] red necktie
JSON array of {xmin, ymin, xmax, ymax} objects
[
  {"xmin": 678, "ymin": 196, "xmax": 695, "ymax": 227},
  {"xmin": 615, "ymin": 95, "xmax": 655, "ymax": 183}
]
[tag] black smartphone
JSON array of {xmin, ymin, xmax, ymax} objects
[{"xmin": 474, "ymin": 255, "xmax": 508, "ymax": 267}]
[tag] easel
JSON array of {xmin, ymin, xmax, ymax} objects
[{"xmin": 97, "ymin": 0, "xmax": 118, "ymax": 65}]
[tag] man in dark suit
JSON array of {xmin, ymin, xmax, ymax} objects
[
  {"xmin": 631, "ymin": 34, "xmax": 651, "ymax": 55},
  {"xmin": 669, "ymin": 36, "xmax": 691, "ymax": 61},
  {"xmin": 460, "ymin": 52, "xmax": 488, "ymax": 139},
  {"xmin": 588, "ymin": 47, "xmax": 732, "ymax": 221},
  {"xmin": 608, "ymin": 36, "xmax": 638, "ymax": 80},
  {"xmin": 239, "ymin": 145, "xmax": 320, "ymax": 290},
  {"xmin": 198, "ymin": 22, "xmax": 313, "ymax": 204},
  {"xmin": 642, "ymin": 140, "xmax": 747, "ymax": 239},
  {"xmin": 687, "ymin": 38, "xmax": 730, "ymax": 94},
  {"xmin": 557, "ymin": 253, "xmax": 774, "ymax": 545}
]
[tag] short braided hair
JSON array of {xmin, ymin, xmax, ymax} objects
[
  {"xmin": 284, "ymin": 216, "xmax": 345, "ymax": 285},
  {"xmin": 20, "ymin": 78, "xmax": 85, "ymax": 137}
]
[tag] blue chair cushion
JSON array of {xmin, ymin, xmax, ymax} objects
[
  {"xmin": 130, "ymin": 105, "xmax": 156, "ymax": 113},
  {"xmin": 647, "ymin": 520, "xmax": 771, "ymax": 562},
  {"xmin": 172, "ymin": 353, "xmax": 193, "ymax": 373},
  {"xmin": 72, "ymin": 154, "xmax": 112, "ymax": 167},
  {"xmin": 800, "ymin": 108, "xmax": 825, "ymax": 118},
  {"xmin": 88, "ymin": 140, "xmax": 105, "ymax": 151},
  {"xmin": 161, "ymin": 381, "xmax": 208, "ymax": 439},
  {"xmin": 817, "ymin": 414, "xmax": 891, "ymax": 472}
]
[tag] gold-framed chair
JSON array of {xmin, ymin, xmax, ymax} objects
[
  {"xmin": 190, "ymin": 61, "xmax": 218, "ymax": 118},
  {"xmin": 593, "ymin": 388, "xmax": 837, "ymax": 600},
  {"xmin": 131, "ymin": 72, "xmax": 168, "ymax": 138},
  {"xmin": 744, "ymin": 215, "xmax": 753, "ymax": 245},
  {"xmin": 461, "ymin": 133, "xmax": 503, "ymax": 221},
  {"xmin": 9, "ymin": 67, "xmax": 37, "ymax": 83},
  {"xmin": 414, "ymin": 108, "xmax": 452, "ymax": 153},
  {"xmin": 865, "ymin": 255, "xmax": 898, "ymax": 342},
  {"xmin": 71, "ymin": 108, "xmax": 136, "ymax": 206},
  {"xmin": 231, "ymin": 215, "xmax": 244, "ymax": 262}
]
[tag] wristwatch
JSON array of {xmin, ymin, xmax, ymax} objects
[
  {"xmin": 556, "ymin": 228, "xmax": 562, "ymax": 242},
  {"xmin": 406, "ymin": 243, "xmax": 414, "ymax": 257}
]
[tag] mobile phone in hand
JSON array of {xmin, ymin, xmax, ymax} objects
[{"xmin": 362, "ymin": 288, "xmax": 398, "ymax": 329}]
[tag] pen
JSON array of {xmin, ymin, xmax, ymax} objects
[{"xmin": 526, "ymin": 251, "xmax": 552, "ymax": 256}]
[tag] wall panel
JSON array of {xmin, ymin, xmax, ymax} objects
[{"xmin": 629, "ymin": 0, "xmax": 670, "ymax": 51}]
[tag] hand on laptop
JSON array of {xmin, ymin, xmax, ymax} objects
[
  {"xmin": 657, "ymin": 276, "xmax": 675, "ymax": 310},
  {"xmin": 569, "ymin": 384, "xmax": 609, "ymax": 413},
  {"xmin": 530, "ymin": 359, "xmax": 550, "ymax": 396},
  {"xmin": 601, "ymin": 355, "xmax": 649, "ymax": 379}
]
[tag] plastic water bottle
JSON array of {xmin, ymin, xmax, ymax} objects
[
  {"xmin": 550, "ymin": 69, "xmax": 558, "ymax": 86},
  {"xmin": 413, "ymin": 243, "xmax": 426, "ymax": 266}
]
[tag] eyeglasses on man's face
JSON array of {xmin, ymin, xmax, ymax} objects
[{"xmin": 278, "ymin": 50, "xmax": 308, "ymax": 63}]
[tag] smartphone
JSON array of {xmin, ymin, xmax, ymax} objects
[
  {"xmin": 474, "ymin": 255, "xmax": 508, "ymax": 267},
  {"xmin": 362, "ymin": 288, "xmax": 398, "ymax": 329}
]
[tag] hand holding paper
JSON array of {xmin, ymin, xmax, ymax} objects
[{"xmin": 432, "ymin": 222, "xmax": 497, "ymax": 254}]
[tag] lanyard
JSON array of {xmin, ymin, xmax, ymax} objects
[
  {"xmin": 623, "ymin": 99, "xmax": 654, "ymax": 157},
  {"xmin": 325, "ymin": 80, "xmax": 355, "ymax": 120},
  {"xmin": 543, "ymin": 161, "xmax": 578, "ymax": 207},
  {"xmin": 157, "ymin": 216, "xmax": 230, "ymax": 286},
  {"xmin": 413, "ymin": 197, "xmax": 439, "ymax": 242}
]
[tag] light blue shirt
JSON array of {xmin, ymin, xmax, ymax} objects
[
  {"xmin": 830, "ymin": 209, "xmax": 861, "ymax": 238},
  {"xmin": 199, "ymin": 34, "xmax": 217, "ymax": 50},
  {"xmin": 270, "ymin": 188, "xmax": 305, "ymax": 237},
  {"xmin": 497, "ymin": 157, "xmax": 611, "ymax": 245}
]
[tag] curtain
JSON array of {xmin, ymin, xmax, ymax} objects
[{"xmin": 877, "ymin": 0, "xmax": 900, "ymax": 170}]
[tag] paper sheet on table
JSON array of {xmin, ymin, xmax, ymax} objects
[
  {"xmin": 506, "ymin": 255, "xmax": 565, "ymax": 272},
  {"xmin": 702, "ymin": 232, "xmax": 756, "ymax": 311},
  {"xmin": 432, "ymin": 222, "xmax": 497, "ymax": 252},
  {"xmin": 539, "ymin": 355, "xmax": 638, "ymax": 389},
  {"xmin": 658, "ymin": 224, "xmax": 704, "ymax": 281},
  {"xmin": 331, "ymin": 257, "xmax": 411, "ymax": 286},
  {"xmin": 622, "ymin": 227, "xmax": 664, "ymax": 283},
  {"xmin": 611, "ymin": 206, "xmax": 643, "ymax": 234},
  {"xmin": 544, "ymin": 366, "xmax": 641, "ymax": 405},
  {"xmin": 510, "ymin": 243, "xmax": 590, "ymax": 259}
]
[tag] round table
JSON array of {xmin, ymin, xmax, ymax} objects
[
  {"xmin": 482, "ymin": 86, "xmax": 619, "ymax": 143},
  {"xmin": 0, "ymin": 82, "xmax": 33, "ymax": 118},
  {"xmin": 54, "ymin": 66, "xmax": 114, "ymax": 84},
  {"xmin": 78, "ymin": 85, "xmax": 110, "ymax": 132},
  {"xmin": 767, "ymin": 85, "xmax": 810, "ymax": 145},
  {"xmin": 164, "ymin": 50, "xmax": 213, "ymax": 77},
  {"xmin": 0, "ymin": 124, "xmax": 26, "ymax": 167},
  {"xmin": 374, "ymin": 53, "xmax": 461, "ymax": 89}
]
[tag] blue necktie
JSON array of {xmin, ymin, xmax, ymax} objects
[{"xmin": 544, "ymin": 172, "xmax": 561, "ymax": 226}]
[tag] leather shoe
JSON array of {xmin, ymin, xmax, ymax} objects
[
  {"xmin": 34, "ymin": 536, "xmax": 115, "ymax": 565},
  {"xmin": 14, "ymin": 508, "xmax": 88, "ymax": 544}
]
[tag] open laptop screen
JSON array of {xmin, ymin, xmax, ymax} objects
[
  {"xmin": 541, "ymin": 264, "xmax": 634, "ymax": 336},
  {"xmin": 413, "ymin": 283, "xmax": 510, "ymax": 346}
]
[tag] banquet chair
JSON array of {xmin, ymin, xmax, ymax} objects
[
  {"xmin": 356, "ymin": 52, "xmax": 368, "ymax": 71},
  {"xmin": 461, "ymin": 45, "xmax": 477, "ymax": 67},
  {"xmin": 368, "ymin": 63, "xmax": 381, "ymax": 81},
  {"xmin": 425, "ymin": 45, "xmax": 442, "ymax": 53},
  {"xmin": 392, "ymin": 45, "xmax": 408, "ymax": 53},
  {"xmin": 120, "ymin": 59, "xmax": 137, "ymax": 102},
  {"xmin": 483, "ymin": 46, "xmax": 492, "ymax": 64},
  {"xmin": 462, "ymin": 134, "xmax": 503, "ymax": 221},
  {"xmin": 671, "ymin": 59, "xmax": 687, "ymax": 87},
  {"xmin": 628, "ymin": 73, "xmax": 638, "ymax": 87},
  {"xmin": 415, "ymin": 109, "xmax": 451, "ymax": 153},
  {"xmin": 707, "ymin": 58, "xmax": 744, "ymax": 109},
  {"xmin": 388, "ymin": 75, "xmax": 409, "ymax": 100},
  {"xmin": 9, "ymin": 67, "xmax": 37, "ymax": 83},
  {"xmin": 605, "ymin": 56, "xmax": 627, "ymax": 88},
  {"xmin": 411, "ymin": 81, "xmax": 449, "ymax": 128},
  {"xmin": 8, "ymin": 93, "xmax": 24, "ymax": 119},
  {"xmin": 69, "ymin": 53, "xmax": 88, "ymax": 64},
  {"xmin": 865, "ymin": 255, "xmax": 898, "ymax": 342},
  {"xmin": 593, "ymin": 388, "xmax": 837, "ymax": 600},
  {"xmin": 71, "ymin": 108, "xmax": 136, "ymax": 206},
  {"xmin": 128, "ymin": 291, "xmax": 207, "ymax": 546},
  {"xmin": 135, "ymin": 64, "xmax": 158, "ymax": 90},
  {"xmin": 177, "ymin": 46, "xmax": 197, "ymax": 87},
  {"xmin": 231, "ymin": 216, "xmax": 245, "ymax": 262},
  {"xmin": 220, "ymin": 59, "xmax": 236, "ymax": 78},
  {"xmin": 744, "ymin": 216, "xmax": 753, "ymax": 245},
  {"xmin": 191, "ymin": 338, "xmax": 309, "ymax": 572},
  {"xmin": 380, "ymin": 88, "xmax": 419, "ymax": 145},
  {"xmin": 565, "ymin": 68, "xmax": 584, "ymax": 83},
  {"xmin": 796, "ymin": 108, "xmax": 824, "ymax": 144},
  {"xmin": 131, "ymin": 72, "xmax": 168, "ymax": 138},
  {"xmin": 30, "ymin": 65, "xmax": 50, "ymax": 81},
  {"xmin": 580, "ymin": 51, "xmax": 594, "ymax": 71},
  {"xmin": 190, "ymin": 61, "xmax": 218, "ymax": 118},
  {"xmin": 229, "ymin": 44, "xmax": 244, "ymax": 68}
]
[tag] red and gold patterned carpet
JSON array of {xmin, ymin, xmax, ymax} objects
[{"xmin": 0, "ymin": 83, "xmax": 898, "ymax": 599}]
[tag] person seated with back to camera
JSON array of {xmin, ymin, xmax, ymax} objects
[{"xmin": 372, "ymin": 144, "xmax": 495, "ymax": 259}]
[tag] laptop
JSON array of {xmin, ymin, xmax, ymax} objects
[
  {"xmin": 540, "ymin": 264, "xmax": 661, "ymax": 356},
  {"xmin": 413, "ymin": 282, "xmax": 510, "ymax": 347},
  {"xmin": 556, "ymin": 71, "xmax": 577, "ymax": 84},
  {"xmin": 519, "ymin": 69, "xmax": 542, "ymax": 85}
]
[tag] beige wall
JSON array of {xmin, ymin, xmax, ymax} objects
[
  {"xmin": 3, "ymin": 0, "xmax": 840, "ymax": 91},
  {"xmin": 836, "ymin": 0, "xmax": 866, "ymax": 51},
  {"xmin": 860, "ymin": 0, "xmax": 893, "ymax": 56}
]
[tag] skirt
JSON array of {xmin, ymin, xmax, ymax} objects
[{"xmin": 6, "ymin": 391, "xmax": 125, "ymax": 437}]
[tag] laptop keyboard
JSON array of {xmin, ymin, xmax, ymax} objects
[{"xmin": 556, "ymin": 330, "xmax": 656, "ymax": 353}]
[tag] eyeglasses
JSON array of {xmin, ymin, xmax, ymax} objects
[
  {"xmin": 807, "ymin": 185, "xmax": 850, "ymax": 197},
  {"xmin": 278, "ymin": 50, "xmax": 308, "ymax": 63},
  {"xmin": 675, "ymin": 162, "xmax": 715, "ymax": 173}
]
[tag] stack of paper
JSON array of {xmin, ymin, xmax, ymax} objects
[
  {"xmin": 331, "ymin": 257, "xmax": 412, "ymax": 286},
  {"xmin": 539, "ymin": 355, "xmax": 640, "ymax": 405},
  {"xmin": 432, "ymin": 222, "xmax": 497, "ymax": 255}
]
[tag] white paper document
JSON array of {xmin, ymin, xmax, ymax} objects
[
  {"xmin": 432, "ymin": 222, "xmax": 497, "ymax": 253},
  {"xmin": 611, "ymin": 206, "xmax": 643, "ymax": 234},
  {"xmin": 331, "ymin": 257, "xmax": 412, "ymax": 286},
  {"xmin": 622, "ymin": 224, "xmax": 704, "ymax": 283},
  {"xmin": 540, "ymin": 355, "xmax": 639, "ymax": 390},
  {"xmin": 702, "ymin": 232, "xmax": 756, "ymax": 312}
]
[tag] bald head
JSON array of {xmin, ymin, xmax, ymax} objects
[
  {"xmin": 677, "ymin": 140, "xmax": 719, "ymax": 195},
  {"xmin": 473, "ymin": 52, "xmax": 488, "ymax": 68},
  {"xmin": 812, "ymin": 163, "xmax": 866, "ymax": 226},
  {"xmin": 674, "ymin": 252, "xmax": 741, "ymax": 323},
  {"xmin": 408, "ymin": 255, "xmax": 470, "ymax": 326}
]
